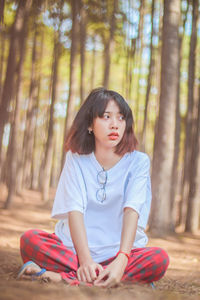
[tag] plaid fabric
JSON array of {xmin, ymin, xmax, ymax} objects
[{"xmin": 20, "ymin": 229, "xmax": 169, "ymax": 285}]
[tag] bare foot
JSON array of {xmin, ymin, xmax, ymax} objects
[{"xmin": 18, "ymin": 262, "xmax": 62, "ymax": 283}]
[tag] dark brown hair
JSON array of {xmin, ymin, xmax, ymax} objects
[{"xmin": 65, "ymin": 87, "xmax": 138, "ymax": 155}]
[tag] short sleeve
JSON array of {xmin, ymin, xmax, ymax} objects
[
  {"xmin": 123, "ymin": 154, "xmax": 152, "ymax": 228},
  {"xmin": 51, "ymin": 151, "xmax": 87, "ymax": 219}
]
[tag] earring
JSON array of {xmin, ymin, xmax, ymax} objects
[{"xmin": 88, "ymin": 129, "xmax": 92, "ymax": 134}]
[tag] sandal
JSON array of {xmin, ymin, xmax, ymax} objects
[
  {"xmin": 150, "ymin": 282, "xmax": 156, "ymax": 289},
  {"xmin": 17, "ymin": 261, "xmax": 46, "ymax": 280}
]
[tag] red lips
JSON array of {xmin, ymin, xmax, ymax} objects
[
  {"xmin": 108, "ymin": 132, "xmax": 119, "ymax": 136},
  {"xmin": 108, "ymin": 132, "xmax": 119, "ymax": 140}
]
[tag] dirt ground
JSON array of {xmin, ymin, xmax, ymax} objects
[{"xmin": 0, "ymin": 188, "xmax": 200, "ymax": 300}]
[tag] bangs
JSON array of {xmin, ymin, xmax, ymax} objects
[
  {"xmin": 65, "ymin": 87, "xmax": 138, "ymax": 155},
  {"xmin": 90, "ymin": 90, "xmax": 131, "ymax": 121}
]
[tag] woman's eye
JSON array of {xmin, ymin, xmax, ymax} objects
[
  {"xmin": 103, "ymin": 114, "xmax": 109, "ymax": 119},
  {"xmin": 119, "ymin": 115, "xmax": 124, "ymax": 120}
]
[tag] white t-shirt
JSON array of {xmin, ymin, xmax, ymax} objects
[{"xmin": 51, "ymin": 150, "xmax": 152, "ymax": 263}]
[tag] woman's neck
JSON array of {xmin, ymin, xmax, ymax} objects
[{"xmin": 94, "ymin": 147, "xmax": 123, "ymax": 170}]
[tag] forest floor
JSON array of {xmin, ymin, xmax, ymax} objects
[{"xmin": 0, "ymin": 187, "xmax": 200, "ymax": 300}]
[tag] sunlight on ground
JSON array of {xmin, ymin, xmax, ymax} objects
[{"xmin": 0, "ymin": 189, "xmax": 200, "ymax": 299}]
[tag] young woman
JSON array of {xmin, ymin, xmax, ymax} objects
[{"xmin": 18, "ymin": 88, "xmax": 169, "ymax": 287}]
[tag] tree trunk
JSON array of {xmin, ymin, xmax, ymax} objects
[
  {"xmin": 31, "ymin": 28, "xmax": 44, "ymax": 190},
  {"xmin": 124, "ymin": 0, "xmax": 136, "ymax": 101},
  {"xmin": 149, "ymin": 0, "xmax": 180, "ymax": 234},
  {"xmin": 0, "ymin": 0, "xmax": 30, "ymax": 160},
  {"xmin": 134, "ymin": 0, "xmax": 144, "ymax": 129},
  {"xmin": 141, "ymin": 0, "xmax": 155, "ymax": 150},
  {"xmin": 17, "ymin": 24, "xmax": 39, "ymax": 193},
  {"xmin": 0, "ymin": 23, "xmax": 5, "ymax": 179},
  {"xmin": 127, "ymin": 38, "xmax": 136, "ymax": 101},
  {"xmin": 80, "ymin": 0, "xmax": 87, "ymax": 104},
  {"xmin": 180, "ymin": 0, "xmax": 198, "ymax": 229},
  {"xmin": 171, "ymin": 1, "xmax": 189, "ymax": 227},
  {"xmin": 0, "ymin": 24, "xmax": 5, "ymax": 105},
  {"xmin": 0, "ymin": 0, "xmax": 5, "ymax": 24},
  {"xmin": 62, "ymin": 0, "xmax": 79, "ymax": 165},
  {"xmin": 102, "ymin": 0, "xmax": 117, "ymax": 88},
  {"xmin": 90, "ymin": 36, "xmax": 97, "ymax": 91},
  {"xmin": 169, "ymin": 38, "xmax": 182, "ymax": 228},
  {"xmin": 153, "ymin": 0, "xmax": 163, "ymax": 133},
  {"xmin": 50, "ymin": 135, "xmax": 58, "ymax": 188},
  {"xmin": 185, "ymin": 85, "xmax": 200, "ymax": 232},
  {"xmin": 184, "ymin": 0, "xmax": 198, "ymax": 232},
  {"xmin": 41, "ymin": 33, "xmax": 61, "ymax": 202},
  {"xmin": 5, "ymin": 0, "xmax": 32, "ymax": 208}
]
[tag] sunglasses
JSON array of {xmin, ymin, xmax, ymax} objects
[{"xmin": 96, "ymin": 168, "xmax": 107, "ymax": 203}]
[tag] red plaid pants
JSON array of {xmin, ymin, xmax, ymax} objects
[{"xmin": 20, "ymin": 229, "xmax": 169, "ymax": 285}]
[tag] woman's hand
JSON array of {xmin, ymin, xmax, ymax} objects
[
  {"xmin": 94, "ymin": 254, "xmax": 128, "ymax": 287},
  {"xmin": 77, "ymin": 259, "xmax": 104, "ymax": 283}
]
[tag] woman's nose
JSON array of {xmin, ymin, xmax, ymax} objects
[{"xmin": 110, "ymin": 118, "xmax": 118, "ymax": 129}]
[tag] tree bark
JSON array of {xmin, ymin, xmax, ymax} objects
[
  {"xmin": 5, "ymin": 0, "xmax": 32, "ymax": 208},
  {"xmin": 153, "ymin": 0, "xmax": 163, "ymax": 135},
  {"xmin": 0, "ymin": 0, "xmax": 5, "ymax": 24},
  {"xmin": 41, "ymin": 32, "xmax": 61, "ymax": 202},
  {"xmin": 184, "ymin": 0, "xmax": 198, "ymax": 232},
  {"xmin": 127, "ymin": 38, "xmax": 136, "ymax": 101},
  {"xmin": 149, "ymin": 0, "xmax": 180, "ymax": 234},
  {"xmin": 17, "ymin": 24, "xmax": 39, "ymax": 193},
  {"xmin": 102, "ymin": 0, "xmax": 117, "ymax": 88},
  {"xmin": 124, "ymin": 0, "xmax": 136, "ymax": 101},
  {"xmin": 180, "ymin": 0, "xmax": 198, "ymax": 229},
  {"xmin": 50, "ymin": 134, "xmax": 58, "ymax": 188},
  {"xmin": 134, "ymin": 0, "xmax": 144, "ymax": 128},
  {"xmin": 62, "ymin": 0, "xmax": 79, "ymax": 166},
  {"xmin": 141, "ymin": 0, "xmax": 155, "ymax": 150},
  {"xmin": 0, "ymin": 0, "xmax": 31, "ymax": 160},
  {"xmin": 0, "ymin": 22, "xmax": 5, "ymax": 179},
  {"xmin": 31, "ymin": 28, "xmax": 45, "ymax": 190},
  {"xmin": 80, "ymin": 0, "xmax": 87, "ymax": 104},
  {"xmin": 0, "ymin": 23, "xmax": 5, "ymax": 105},
  {"xmin": 90, "ymin": 36, "xmax": 97, "ymax": 91},
  {"xmin": 171, "ymin": 1, "xmax": 189, "ymax": 227},
  {"xmin": 185, "ymin": 86, "xmax": 200, "ymax": 232}
]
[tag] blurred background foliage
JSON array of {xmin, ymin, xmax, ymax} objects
[{"xmin": 0, "ymin": 0, "xmax": 199, "ymax": 235}]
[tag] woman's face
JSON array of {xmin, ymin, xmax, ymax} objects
[{"xmin": 89, "ymin": 100, "xmax": 126, "ymax": 152}]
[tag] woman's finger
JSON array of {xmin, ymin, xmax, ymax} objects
[
  {"xmin": 100, "ymin": 277, "xmax": 112, "ymax": 287},
  {"xmin": 94, "ymin": 269, "xmax": 109, "ymax": 284},
  {"xmin": 94, "ymin": 264, "xmax": 104, "ymax": 278},
  {"xmin": 99, "ymin": 274, "xmax": 119, "ymax": 288},
  {"xmin": 79, "ymin": 269, "xmax": 87, "ymax": 282},
  {"xmin": 97, "ymin": 264, "xmax": 104, "ymax": 272},
  {"xmin": 83, "ymin": 267, "xmax": 93, "ymax": 283},
  {"xmin": 77, "ymin": 269, "xmax": 81, "ymax": 281},
  {"xmin": 88, "ymin": 265, "xmax": 98, "ymax": 281}
]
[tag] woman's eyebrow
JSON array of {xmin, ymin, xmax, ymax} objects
[{"xmin": 104, "ymin": 111, "xmax": 122, "ymax": 114}]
